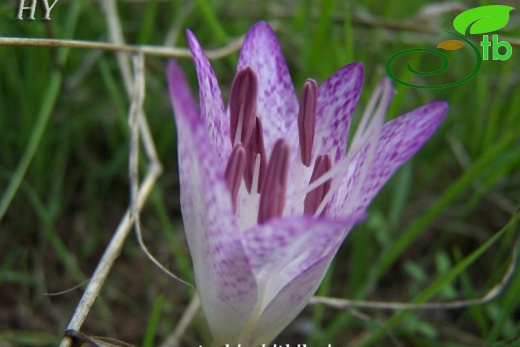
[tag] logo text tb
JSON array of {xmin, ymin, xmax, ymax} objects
[{"xmin": 480, "ymin": 35, "xmax": 512, "ymax": 61}]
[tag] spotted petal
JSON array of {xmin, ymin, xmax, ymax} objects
[
  {"xmin": 331, "ymin": 101, "xmax": 447, "ymax": 217},
  {"xmin": 240, "ymin": 214, "xmax": 362, "ymax": 344},
  {"xmin": 250, "ymin": 256, "xmax": 335, "ymax": 344},
  {"xmin": 167, "ymin": 61, "xmax": 257, "ymax": 343},
  {"xmin": 315, "ymin": 63, "xmax": 364, "ymax": 163},
  {"xmin": 187, "ymin": 30, "xmax": 232, "ymax": 163},
  {"xmin": 237, "ymin": 21, "xmax": 299, "ymax": 152},
  {"xmin": 356, "ymin": 101, "xmax": 447, "ymax": 210}
]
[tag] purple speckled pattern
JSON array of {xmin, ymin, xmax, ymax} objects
[
  {"xmin": 331, "ymin": 101, "xmax": 447, "ymax": 217},
  {"xmin": 167, "ymin": 61, "xmax": 257, "ymax": 343},
  {"xmin": 242, "ymin": 215, "xmax": 359, "ymax": 280},
  {"xmin": 355, "ymin": 101, "xmax": 447, "ymax": 211},
  {"xmin": 167, "ymin": 20, "xmax": 448, "ymax": 345},
  {"xmin": 328, "ymin": 143, "xmax": 371, "ymax": 218},
  {"xmin": 187, "ymin": 30, "xmax": 231, "ymax": 164},
  {"xmin": 237, "ymin": 21, "xmax": 298, "ymax": 153},
  {"xmin": 250, "ymin": 257, "xmax": 335, "ymax": 344},
  {"xmin": 315, "ymin": 63, "xmax": 364, "ymax": 163},
  {"xmin": 240, "ymin": 215, "xmax": 359, "ymax": 345}
]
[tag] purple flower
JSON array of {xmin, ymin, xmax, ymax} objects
[{"xmin": 167, "ymin": 21, "xmax": 447, "ymax": 345}]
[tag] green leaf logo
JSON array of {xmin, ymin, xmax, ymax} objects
[{"xmin": 453, "ymin": 5, "xmax": 514, "ymax": 35}]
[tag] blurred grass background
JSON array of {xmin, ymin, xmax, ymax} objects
[{"xmin": 0, "ymin": 0, "xmax": 519, "ymax": 346}]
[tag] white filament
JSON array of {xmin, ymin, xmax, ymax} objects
[
  {"xmin": 251, "ymin": 153, "xmax": 261, "ymax": 194},
  {"xmin": 313, "ymin": 78, "xmax": 393, "ymax": 216},
  {"xmin": 238, "ymin": 154, "xmax": 261, "ymax": 231}
]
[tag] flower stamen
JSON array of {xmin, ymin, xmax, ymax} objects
[
  {"xmin": 251, "ymin": 153, "xmax": 261, "ymax": 196},
  {"xmin": 304, "ymin": 154, "xmax": 332, "ymax": 216},
  {"xmin": 229, "ymin": 67, "xmax": 258, "ymax": 146},
  {"xmin": 297, "ymin": 79, "xmax": 318, "ymax": 167},
  {"xmin": 244, "ymin": 116, "xmax": 267, "ymax": 193},
  {"xmin": 258, "ymin": 139, "xmax": 289, "ymax": 224},
  {"xmin": 224, "ymin": 145, "xmax": 247, "ymax": 211}
]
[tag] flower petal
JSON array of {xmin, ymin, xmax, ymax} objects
[
  {"xmin": 356, "ymin": 101, "xmax": 447, "ymax": 210},
  {"xmin": 167, "ymin": 60, "xmax": 257, "ymax": 343},
  {"xmin": 240, "ymin": 214, "xmax": 362, "ymax": 343},
  {"xmin": 166, "ymin": 60, "xmax": 199, "ymax": 121},
  {"xmin": 328, "ymin": 78, "xmax": 392, "ymax": 218},
  {"xmin": 315, "ymin": 63, "xmax": 364, "ymax": 163},
  {"xmin": 237, "ymin": 21, "xmax": 299, "ymax": 152},
  {"xmin": 186, "ymin": 30, "xmax": 231, "ymax": 162},
  {"xmin": 331, "ymin": 101, "xmax": 447, "ymax": 216},
  {"xmin": 241, "ymin": 214, "xmax": 361, "ymax": 344},
  {"xmin": 249, "ymin": 257, "xmax": 334, "ymax": 345}
]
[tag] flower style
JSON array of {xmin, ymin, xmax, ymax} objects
[{"xmin": 167, "ymin": 21, "xmax": 447, "ymax": 345}]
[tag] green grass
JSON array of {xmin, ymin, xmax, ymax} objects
[{"xmin": 1, "ymin": 0, "xmax": 519, "ymax": 346}]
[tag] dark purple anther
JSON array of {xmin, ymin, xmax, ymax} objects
[
  {"xmin": 304, "ymin": 154, "xmax": 332, "ymax": 216},
  {"xmin": 229, "ymin": 67, "xmax": 258, "ymax": 146},
  {"xmin": 257, "ymin": 139, "xmax": 290, "ymax": 224},
  {"xmin": 224, "ymin": 145, "xmax": 247, "ymax": 211},
  {"xmin": 297, "ymin": 79, "xmax": 318, "ymax": 167},
  {"xmin": 244, "ymin": 116, "xmax": 267, "ymax": 193}
]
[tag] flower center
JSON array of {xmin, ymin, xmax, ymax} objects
[{"xmin": 224, "ymin": 67, "xmax": 333, "ymax": 227}]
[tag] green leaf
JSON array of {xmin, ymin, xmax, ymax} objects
[
  {"xmin": 436, "ymin": 39, "xmax": 465, "ymax": 50},
  {"xmin": 453, "ymin": 5, "xmax": 514, "ymax": 35}
]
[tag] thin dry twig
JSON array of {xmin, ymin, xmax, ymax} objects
[
  {"xmin": 58, "ymin": 153, "xmax": 161, "ymax": 347},
  {"xmin": 58, "ymin": 46, "xmax": 163, "ymax": 345},
  {"xmin": 101, "ymin": 0, "xmax": 133, "ymax": 94},
  {"xmin": 59, "ymin": 4, "xmax": 203, "ymax": 345},
  {"xmin": 103, "ymin": 0, "xmax": 191, "ymax": 287},
  {"xmin": 0, "ymin": 36, "xmax": 244, "ymax": 59},
  {"xmin": 43, "ymin": 280, "xmax": 90, "ymax": 297},
  {"xmin": 310, "ymin": 236, "xmax": 519, "ymax": 310},
  {"xmin": 128, "ymin": 52, "xmax": 193, "ymax": 288}
]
